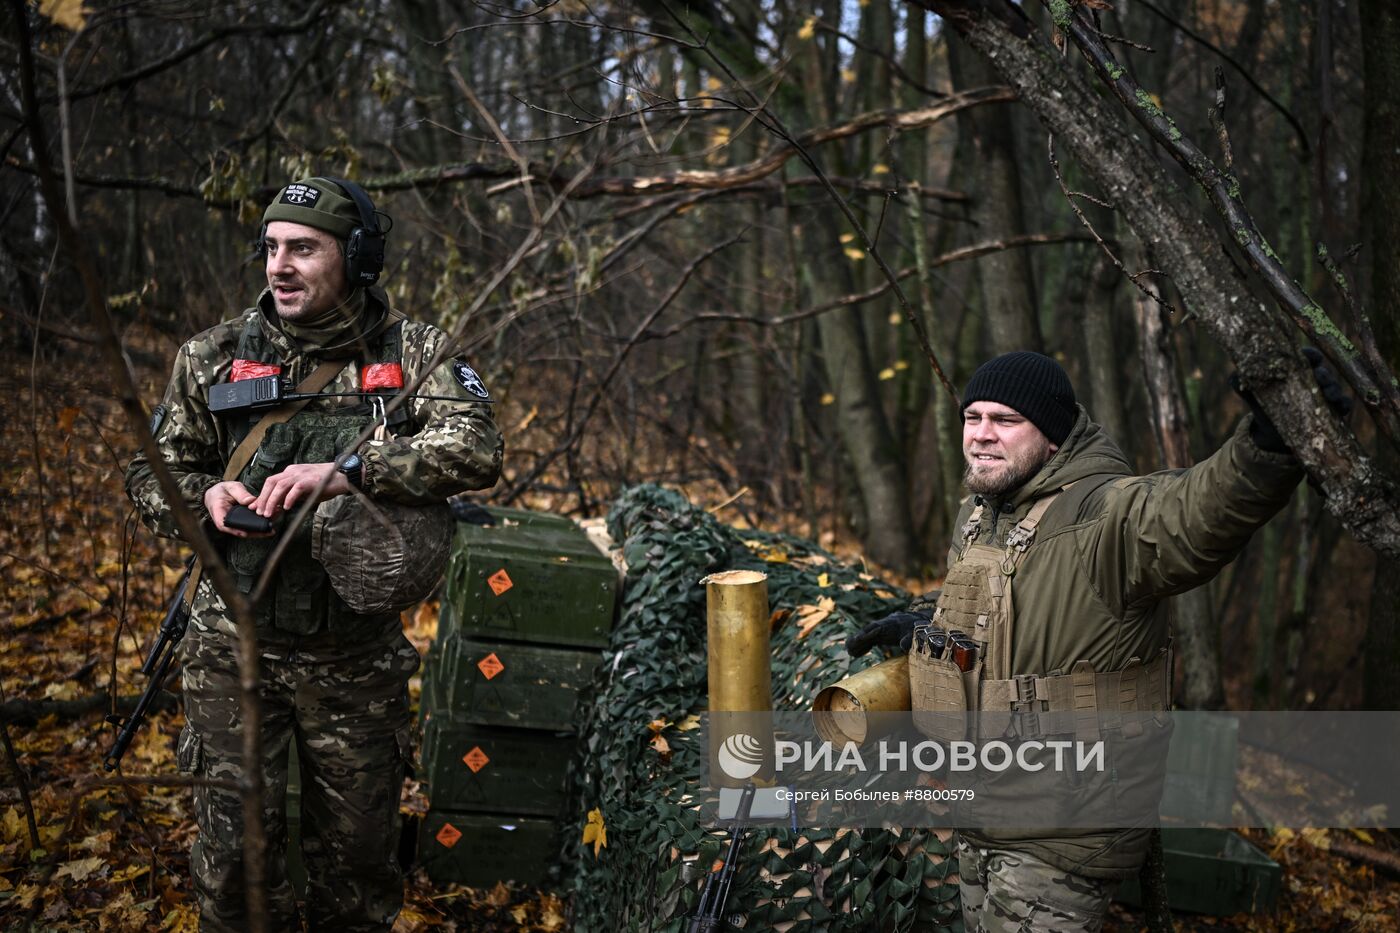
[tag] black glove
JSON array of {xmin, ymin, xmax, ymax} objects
[
  {"xmin": 846, "ymin": 609, "xmax": 931, "ymax": 657},
  {"xmin": 450, "ymin": 500, "xmax": 496, "ymax": 525},
  {"xmin": 1232, "ymin": 347, "xmax": 1354, "ymax": 454}
]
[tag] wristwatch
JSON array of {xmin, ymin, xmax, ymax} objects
[{"xmin": 338, "ymin": 452, "xmax": 365, "ymax": 490}]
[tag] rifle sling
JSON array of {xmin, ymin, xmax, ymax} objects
[{"xmin": 183, "ymin": 357, "xmax": 351, "ymax": 609}]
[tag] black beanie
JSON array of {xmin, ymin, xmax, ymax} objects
[{"xmin": 961, "ymin": 351, "xmax": 1077, "ymax": 445}]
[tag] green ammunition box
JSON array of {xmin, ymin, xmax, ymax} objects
[
  {"xmin": 1160, "ymin": 713, "xmax": 1238, "ymax": 824},
  {"xmin": 429, "ymin": 635, "xmax": 600, "ymax": 730},
  {"xmin": 418, "ymin": 811, "xmax": 557, "ymax": 886},
  {"xmin": 440, "ymin": 507, "xmax": 618, "ymax": 648},
  {"xmin": 1116, "ymin": 829, "xmax": 1282, "ymax": 915},
  {"xmin": 421, "ymin": 716, "xmax": 574, "ymax": 815}
]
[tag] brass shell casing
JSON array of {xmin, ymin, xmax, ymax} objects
[
  {"xmin": 703, "ymin": 569, "xmax": 773, "ymax": 711},
  {"xmin": 702, "ymin": 570, "xmax": 773, "ymax": 786},
  {"xmin": 813, "ymin": 654, "xmax": 911, "ymax": 745}
]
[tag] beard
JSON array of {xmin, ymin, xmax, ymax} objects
[{"xmin": 963, "ymin": 438, "xmax": 1055, "ymax": 497}]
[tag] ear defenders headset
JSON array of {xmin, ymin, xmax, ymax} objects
[{"xmin": 256, "ymin": 177, "xmax": 388, "ymax": 287}]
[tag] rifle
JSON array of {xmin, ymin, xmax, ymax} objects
[
  {"xmin": 688, "ymin": 783, "xmax": 756, "ymax": 933},
  {"xmin": 103, "ymin": 557, "xmax": 194, "ymax": 771}
]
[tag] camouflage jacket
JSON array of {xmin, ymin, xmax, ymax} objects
[{"xmin": 125, "ymin": 288, "xmax": 504, "ymax": 542}]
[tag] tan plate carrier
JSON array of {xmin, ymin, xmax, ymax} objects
[{"xmin": 910, "ymin": 486, "xmax": 1169, "ymax": 744}]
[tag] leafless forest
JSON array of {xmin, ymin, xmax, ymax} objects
[{"xmin": 4, "ymin": 0, "xmax": 1400, "ymax": 928}]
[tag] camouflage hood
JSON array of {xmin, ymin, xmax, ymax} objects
[{"xmin": 255, "ymin": 286, "xmax": 407, "ymax": 358}]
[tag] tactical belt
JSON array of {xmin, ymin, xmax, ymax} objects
[
  {"xmin": 183, "ymin": 357, "xmax": 352, "ymax": 609},
  {"xmin": 977, "ymin": 649, "xmax": 1170, "ymax": 741}
]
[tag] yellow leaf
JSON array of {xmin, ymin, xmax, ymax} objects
[
  {"xmin": 109, "ymin": 863, "xmax": 150, "ymax": 884},
  {"xmin": 705, "ymin": 76, "xmax": 724, "ymax": 91},
  {"xmin": 878, "ymin": 367, "xmax": 896, "ymax": 381},
  {"xmin": 797, "ymin": 16, "xmax": 816, "ymax": 40},
  {"xmin": 582, "ymin": 808, "xmax": 607, "ymax": 857},
  {"xmin": 819, "ymin": 393, "xmax": 835, "ymax": 406},
  {"xmin": 843, "ymin": 247, "xmax": 865, "ymax": 261},
  {"xmin": 511, "ymin": 904, "xmax": 530, "ymax": 924},
  {"xmin": 888, "ymin": 311, "xmax": 902, "ymax": 325},
  {"xmin": 163, "ymin": 903, "xmax": 200, "ymax": 933},
  {"xmin": 647, "ymin": 718, "xmax": 670, "ymax": 734},
  {"xmin": 759, "ymin": 547, "xmax": 789, "ymax": 563},
  {"xmin": 39, "ymin": 0, "xmax": 87, "ymax": 31},
  {"xmin": 56, "ymin": 855, "xmax": 105, "ymax": 883},
  {"xmin": 675, "ymin": 714, "xmax": 702, "ymax": 732},
  {"xmin": 816, "ymin": 572, "xmax": 830, "ymax": 588},
  {"xmin": 872, "ymin": 163, "xmax": 890, "ymax": 175},
  {"xmin": 1351, "ymin": 828, "xmax": 1375, "ymax": 844},
  {"xmin": 1301, "ymin": 827, "xmax": 1330, "ymax": 850},
  {"xmin": 794, "ymin": 597, "xmax": 837, "ymax": 638},
  {"xmin": 538, "ymin": 895, "xmax": 567, "ymax": 931},
  {"xmin": 894, "ymin": 360, "xmax": 910, "ymax": 371},
  {"xmin": 841, "ymin": 68, "xmax": 856, "ymax": 84},
  {"xmin": 650, "ymin": 733, "xmax": 671, "ymax": 756},
  {"xmin": 44, "ymin": 681, "xmax": 78, "ymax": 702},
  {"xmin": 3, "ymin": 807, "xmax": 24, "ymax": 844},
  {"xmin": 838, "ymin": 232, "xmax": 855, "ymax": 244}
]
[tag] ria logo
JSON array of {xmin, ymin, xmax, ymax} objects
[{"xmin": 717, "ymin": 732, "xmax": 765, "ymax": 780}]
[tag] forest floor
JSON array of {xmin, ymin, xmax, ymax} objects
[{"xmin": 2, "ymin": 347, "xmax": 1399, "ymax": 931}]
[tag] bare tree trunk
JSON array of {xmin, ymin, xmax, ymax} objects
[
  {"xmin": 1134, "ymin": 258, "xmax": 1223, "ymax": 709},
  {"xmin": 813, "ymin": 260, "xmax": 920, "ymax": 571},
  {"xmin": 945, "ymin": 30, "xmax": 1042, "ymax": 355},
  {"xmin": 1361, "ymin": 0, "xmax": 1400, "ymax": 708},
  {"xmin": 1079, "ymin": 250, "xmax": 1129, "ymax": 450}
]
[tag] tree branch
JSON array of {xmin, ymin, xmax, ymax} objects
[
  {"xmin": 47, "ymin": 1, "xmax": 335, "ymax": 104},
  {"xmin": 11, "ymin": 2, "xmax": 271, "ymax": 925},
  {"xmin": 914, "ymin": 0, "xmax": 1400, "ymax": 558},
  {"xmin": 1135, "ymin": 0, "xmax": 1310, "ymax": 155},
  {"xmin": 1052, "ymin": 2, "xmax": 1400, "ymax": 440},
  {"xmin": 635, "ymin": 232, "xmax": 1094, "ymax": 340}
]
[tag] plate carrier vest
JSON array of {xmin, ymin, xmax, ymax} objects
[
  {"xmin": 221, "ymin": 314, "xmax": 412, "ymax": 636},
  {"xmin": 910, "ymin": 487, "xmax": 1170, "ymax": 743}
]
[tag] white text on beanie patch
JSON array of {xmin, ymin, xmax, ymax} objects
[{"xmin": 280, "ymin": 184, "xmax": 322, "ymax": 206}]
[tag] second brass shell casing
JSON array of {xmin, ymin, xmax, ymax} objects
[
  {"xmin": 702, "ymin": 570, "xmax": 773, "ymax": 712},
  {"xmin": 702, "ymin": 569, "xmax": 773, "ymax": 787},
  {"xmin": 813, "ymin": 654, "xmax": 911, "ymax": 744}
]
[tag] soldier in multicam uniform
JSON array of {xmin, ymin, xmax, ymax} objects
[
  {"xmin": 126, "ymin": 176, "xmax": 503, "ymax": 931},
  {"xmin": 848, "ymin": 351, "xmax": 1349, "ymax": 931}
]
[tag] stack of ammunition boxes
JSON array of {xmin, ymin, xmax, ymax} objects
[{"xmin": 417, "ymin": 507, "xmax": 618, "ymax": 886}]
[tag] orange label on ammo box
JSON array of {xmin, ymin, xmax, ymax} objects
[
  {"xmin": 477, "ymin": 653, "xmax": 505, "ymax": 680},
  {"xmin": 487, "ymin": 569, "xmax": 513, "ymax": 596},
  {"xmin": 463, "ymin": 747, "xmax": 490, "ymax": 773}
]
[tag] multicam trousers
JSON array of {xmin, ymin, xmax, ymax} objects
[
  {"xmin": 177, "ymin": 611, "xmax": 420, "ymax": 932},
  {"xmin": 956, "ymin": 838, "xmax": 1120, "ymax": 932}
]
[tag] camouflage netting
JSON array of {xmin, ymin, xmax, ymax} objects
[{"xmin": 559, "ymin": 484, "xmax": 961, "ymax": 931}]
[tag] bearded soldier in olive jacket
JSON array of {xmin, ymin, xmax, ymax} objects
[
  {"xmin": 126, "ymin": 176, "xmax": 503, "ymax": 931},
  {"xmin": 848, "ymin": 351, "xmax": 1349, "ymax": 932}
]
